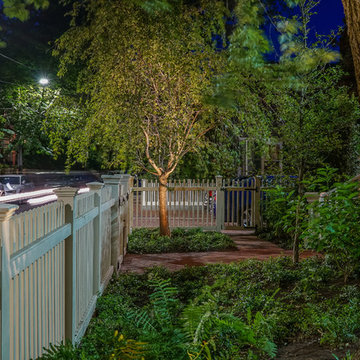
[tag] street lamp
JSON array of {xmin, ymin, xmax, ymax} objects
[{"xmin": 39, "ymin": 78, "xmax": 49, "ymax": 86}]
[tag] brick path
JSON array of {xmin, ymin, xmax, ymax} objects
[{"xmin": 120, "ymin": 230, "xmax": 318, "ymax": 274}]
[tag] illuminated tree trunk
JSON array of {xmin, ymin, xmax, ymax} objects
[
  {"xmin": 159, "ymin": 175, "xmax": 170, "ymax": 236},
  {"xmin": 342, "ymin": 0, "xmax": 360, "ymax": 96}
]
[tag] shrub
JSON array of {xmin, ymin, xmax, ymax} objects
[
  {"xmin": 261, "ymin": 186, "xmax": 308, "ymax": 254},
  {"xmin": 41, "ymin": 258, "xmax": 360, "ymax": 359},
  {"xmin": 128, "ymin": 228, "xmax": 236, "ymax": 254},
  {"xmin": 304, "ymin": 181, "xmax": 360, "ymax": 282}
]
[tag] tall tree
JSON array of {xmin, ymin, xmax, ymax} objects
[
  {"xmin": 212, "ymin": 0, "xmax": 359, "ymax": 262},
  {"xmin": 0, "ymin": 85, "xmax": 57, "ymax": 170},
  {"xmin": 342, "ymin": 0, "xmax": 360, "ymax": 96},
  {"xmin": 53, "ymin": 0, "xmax": 227, "ymax": 236}
]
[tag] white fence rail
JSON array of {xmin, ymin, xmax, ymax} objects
[{"xmin": 1, "ymin": 175, "xmax": 132, "ymax": 360}]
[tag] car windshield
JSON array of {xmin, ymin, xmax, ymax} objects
[{"xmin": 0, "ymin": 176, "xmax": 21, "ymax": 185}]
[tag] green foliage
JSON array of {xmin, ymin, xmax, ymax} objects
[
  {"xmin": 262, "ymin": 186, "xmax": 308, "ymax": 251},
  {"xmin": 272, "ymin": 67, "xmax": 360, "ymax": 177},
  {"xmin": 34, "ymin": 341, "xmax": 86, "ymax": 360},
  {"xmin": 333, "ymin": 352, "xmax": 354, "ymax": 360},
  {"xmin": 304, "ymin": 299, "xmax": 360, "ymax": 346},
  {"xmin": 213, "ymin": 0, "xmax": 360, "ymax": 179},
  {"xmin": 305, "ymin": 181, "xmax": 360, "ymax": 282},
  {"xmin": 53, "ymin": 0, "xmax": 228, "ymax": 175},
  {"xmin": 3, "ymin": 0, "xmax": 49, "ymax": 21},
  {"xmin": 303, "ymin": 166, "xmax": 342, "ymax": 193},
  {"xmin": 128, "ymin": 228, "xmax": 236, "ymax": 254},
  {"xmin": 110, "ymin": 332, "xmax": 147, "ymax": 360},
  {"xmin": 58, "ymin": 257, "xmax": 360, "ymax": 359},
  {"xmin": 0, "ymin": 85, "xmax": 62, "ymax": 167}
]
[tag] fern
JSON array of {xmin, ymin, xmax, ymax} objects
[
  {"xmin": 110, "ymin": 331, "xmax": 147, "ymax": 360},
  {"xmin": 127, "ymin": 278, "xmax": 178, "ymax": 333},
  {"xmin": 128, "ymin": 308, "xmax": 157, "ymax": 332},
  {"xmin": 149, "ymin": 278, "xmax": 178, "ymax": 326},
  {"xmin": 182, "ymin": 302, "xmax": 215, "ymax": 344},
  {"xmin": 34, "ymin": 341, "xmax": 86, "ymax": 360}
]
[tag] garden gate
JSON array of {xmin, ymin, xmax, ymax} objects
[{"xmin": 130, "ymin": 176, "xmax": 262, "ymax": 230}]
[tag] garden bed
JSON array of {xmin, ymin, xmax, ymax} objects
[
  {"xmin": 41, "ymin": 257, "xmax": 360, "ymax": 359},
  {"xmin": 127, "ymin": 227, "xmax": 236, "ymax": 254}
]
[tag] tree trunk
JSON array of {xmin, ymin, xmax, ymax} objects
[
  {"xmin": 158, "ymin": 175, "xmax": 171, "ymax": 236},
  {"xmin": 293, "ymin": 202, "xmax": 300, "ymax": 264},
  {"xmin": 293, "ymin": 162, "xmax": 305, "ymax": 264},
  {"xmin": 17, "ymin": 144, "xmax": 23, "ymax": 172},
  {"xmin": 342, "ymin": 0, "xmax": 360, "ymax": 97}
]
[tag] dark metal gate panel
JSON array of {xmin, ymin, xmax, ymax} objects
[{"xmin": 223, "ymin": 177, "xmax": 260, "ymax": 230}]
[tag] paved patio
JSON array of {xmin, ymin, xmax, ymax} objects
[{"xmin": 120, "ymin": 230, "xmax": 318, "ymax": 273}]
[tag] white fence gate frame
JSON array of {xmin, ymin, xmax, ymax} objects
[
  {"xmin": 130, "ymin": 176, "xmax": 262, "ymax": 231},
  {"xmin": 0, "ymin": 174, "xmax": 132, "ymax": 360},
  {"xmin": 130, "ymin": 178, "xmax": 220, "ymax": 230}
]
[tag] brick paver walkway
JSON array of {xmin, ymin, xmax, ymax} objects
[{"xmin": 120, "ymin": 230, "xmax": 318, "ymax": 273}]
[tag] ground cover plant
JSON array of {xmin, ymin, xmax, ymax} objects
[
  {"xmin": 128, "ymin": 228, "xmax": 236, "ymax": 254},
  {"xmin": 39, "ymin": 257, "xmax": 360, "ymax": 359}
]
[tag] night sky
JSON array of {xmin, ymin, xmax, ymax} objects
[
  {"xmin": 311, "ymin": 0, "xmax": 344, "ymax": 35},
  {"xmin": 0, "ymin": 0, "xmax": 348, "ymax": 83}
]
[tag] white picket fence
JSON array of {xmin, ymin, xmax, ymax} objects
[
  {"xmin": 131, "ymin": 176, "xmax": 262, "ymax": 230},
  {"xmin": 131, "ymin": 179, "xmax": 218, "ymax": 229},
  {"xmin": 1, "ymin": 173, "xmax": 265, "ymax": 360},
  {"xmin": 0, "ymin": 174, "xmax": 132, "ymax": 360}
]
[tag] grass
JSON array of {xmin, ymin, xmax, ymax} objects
[
  {"xmin": 127, "ymin": 227, "xmax": 236, "ymax": 254},
  {"xmin": 39, "ymin": 257, "xmax": 360, "ymax": 359}
]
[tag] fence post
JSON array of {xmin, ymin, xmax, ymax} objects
[
  {"xmin": 254, "ymin": 176, "xmax": 261, "ymax": 229},
  {"xmin": 0, "ymin": 204, "xmax": 18, "ymax": 360},
  {"xmin": 102, "ymin": 174, "xmax": 131, "ymax": 272},
  {"xmin": 53, "ymin": 187, "xmax": 78, "ymax": 344},
  {"xmin": 118, "ymin": 175, "xmax": 132, "ymax": 257},
  {"xmin": 87, "ymin": 182, "xmax": 104, "ymax": 295},
  {"xmin": 216, "ymin": 175, "xmax": 224, "ymax": 231}
]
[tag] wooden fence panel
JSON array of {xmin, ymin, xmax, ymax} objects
[
  {"xmin": 1, "ymin": 176, "xmax": 129, "ymax": 360},
  {"xmin": 3, "ymin": 202, "xmax": 68, "ymax": 360},
  {"xmin": 130, "ymin": 176, "xmax": 263, "ymax": 231},
  {"xmin": 131, "ymin": 179, "xmax": 217, "ymax": 230}
]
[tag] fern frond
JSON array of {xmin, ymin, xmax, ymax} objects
[
  {"xmin": 128, "ymin": 308, "xmax": 156, "ymax": 332},
  {"xmin": 149, "ymin": 278, "xmax": 178, "ymax": 325},
  {"xmin": 182, "ymin": 302, "xmax": 215, "ymax": 344}
]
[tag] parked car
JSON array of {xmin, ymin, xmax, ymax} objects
[{"xmin": 0, "ymin": 175, "xmax": 35, "ymax": 195}]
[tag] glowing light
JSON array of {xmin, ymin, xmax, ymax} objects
[{"xmin": 39, "ymin": 78, "xmax": 49, "ymax": 86}]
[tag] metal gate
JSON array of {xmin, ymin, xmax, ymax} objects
[{"xmin": 222, "ymin": 177, "xmax": 261, "ymax": 229}]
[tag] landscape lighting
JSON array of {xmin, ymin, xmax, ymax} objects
[{"xmin": 39, "ymin": 78, "xmax": 49, "ymax": 86}]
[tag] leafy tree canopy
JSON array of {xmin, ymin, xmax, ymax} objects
[
  {"xmin": 53, "ymin": 0, "xmax": 228, "ymax": 174},
  {"xmin": 2, "ymin": 0, "xmax": 49, "ymax": 21}
]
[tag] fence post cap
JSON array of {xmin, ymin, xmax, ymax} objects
[
  {"xmin": 87, "ymin": 182, "xmax": 104, "ymax": 191},
  {"xmin": 54, "ymin": 187, "xmax": 79, "ymax": 209},
  {"xmin": 101, "ymin": 174, "xmax": 129, "ymax": 184},
  {"xmin": 0, "ymin": 204, "xmax": 18, "ymax": 221}
]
